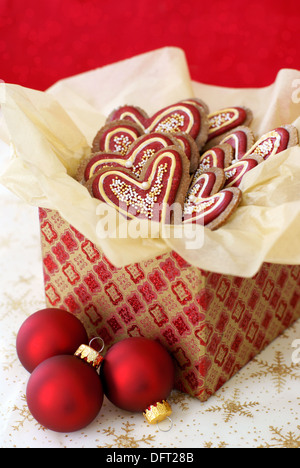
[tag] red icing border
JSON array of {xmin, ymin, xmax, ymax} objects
[{"xmin": 208, "ymin": 107, "xmax": 247, "ymax": 141}]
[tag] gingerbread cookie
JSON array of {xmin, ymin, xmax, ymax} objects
[
  {"xmin": 106, "ymin": 100, "xmax": 209, "ymax": 149},
  {"xmin": 188, "ymin": 167, "xmax": 226, "ymax": 201},
  {"xmin": 224, "ymin": 155, "xmax": 263, "ymax": 188},
  {"xmin": 242, "ymin": 125, "xmax": 299, "ymax": 161},
  {"xmin": 219, "ymin": 126, "xmax": 255, "ymax": 160},
  {"xmin": 86, "ymin": 146, "xmax": 190, "ymax": 224},
  {"xmin": 78, "ymin": 131, "xmax": 199, "ymax": 183},
  {"xmin": 183, "ymin": 187, "xmax": 242, "ymax": 230},
  {"xmin": 205, "ymin": 107, "xmax": 253, "ymax": 149},
  {"xmin": 197, "ymin": 144, "xmax": 234, "ymax": 175},
  {"xmin": 92, "ymin": 120, "xmax": 144, "ymax": 154},
  {"xmin": 77, "ymin": 132, "xmax": 179, "ymax": 183}
]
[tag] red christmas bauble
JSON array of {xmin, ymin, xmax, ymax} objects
[
  {"xmin": 26, "ymin": 354, "xmax": 104, "ymax": 432},
  {"xmin": 16, "ymin": 308, "xmax": 89, "ymax": 373},
  {"xmin": 100, "ymin": 337, "xmax": 175, "ymax": 412}
]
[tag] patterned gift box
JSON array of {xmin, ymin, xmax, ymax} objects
[{"xmin": 39, "ymin": 207, "xmax": 300, "ymax": 402}]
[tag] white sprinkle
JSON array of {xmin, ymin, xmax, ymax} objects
[{"xmin": 225, "ymin": 168, "xmax": 237, "ymax": 179}]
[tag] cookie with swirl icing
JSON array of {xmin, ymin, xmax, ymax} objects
[
  {"xmin": 224, "ymin": 155, "xmax": 263, "ymax": 188},
  {"xmin": 204, "ymin": 107, "xmax": 253, "ymax": 149},
  {"xmin": 183, "ymin": 187, "xmax": 242, "ymax": 230},
  {"xmin": 77, "ymin": 132, "xmax": 179, "ymax": 183},
  {"xmin": 106, "ymin": 100, "xmax": 209, "ymax": 150},
  {"xmin": 85, "ymin": 146, "xmax": 190, "ymax": 224},
  {"xmin": 79, "ymin": 131, "xmax": 199, "ymax": 183},
  {"xmin": 187, "ymin": 167, "xmax": 226, "ymax": 201},
  {"xmin": 197, "ymin": 144, "xmax": 234, "ymax": 176},
  {"xmin": 92, "ymin": 120, "xmax": 144, "ymax": 154},
  {"xmin": 219, "ymin": 126, "xmax": 255, "ymax": 160},
  {"xmin": 242, "ymin": 124, "xmax": 299, "ymax": 161}
]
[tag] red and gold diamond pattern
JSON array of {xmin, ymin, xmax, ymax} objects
[{"xmin": 39, "ymin": 208, "xmax": 300, "ymax": 401}]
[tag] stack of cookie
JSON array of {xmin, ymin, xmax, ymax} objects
[{"xmin": 75, "ymin": 99, "xmax": 299, "ymax": 230}]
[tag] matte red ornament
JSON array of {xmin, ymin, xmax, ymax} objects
[
  {"xmin": 16, "ymin": 308, "xmax": 89, "ymax": 373},
  {"xmin": 26, "ymin": 350, "xmax": 104, "ymax": 433},
  {"xmin": 100, "ymin": 337, "xmax": 175, "ymax": 414}
]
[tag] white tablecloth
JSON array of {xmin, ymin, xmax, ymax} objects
[{"xmin": 1, "ymin": 140, "xmax": 300, "ymax": 449}]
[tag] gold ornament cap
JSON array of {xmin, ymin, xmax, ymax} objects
[
  {"xmin": 143, "ymin": 400, "xmax": 172, "ymax": 424},
  {"xmin": 74, "ymin": 344, "xmax": 103, "ymax": 371}
]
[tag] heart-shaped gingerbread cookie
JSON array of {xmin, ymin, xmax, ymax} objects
[
  {"xmin": 91, "ymin": 120, "xmax": 144, "ymax": 155},
  {"xmin": 187, "ymin": 167, "xmax": 226, "ymax": 201},
  {"xmin": 224, "ymin": 155, "xmax": 263, "ymax": 188},
  {"xmin": 204, "ymin": 107, "xmax": 253, "ymax": 149},
  {"xmin": 77, "ymin": 132, "xmax": 179, "ymax": 183},
  {"xmin": 106, "ymin": 99, "xmax": 209, "ymax": 150},
  {"xmin": 183, "ymin": 186, "xmax": 242, "ymax": 230},
  {"xmin": 219, "ymin": 126, "xmax": 255, "ymax": 160},
  {"xmin": 242, "ymin": 125, "xmax": 299, "ymax": 161},
  {"xmin": 81, "ymin": 131, "xmax": 199, "ymax": 183},
  {"xmin": 86, "ymin": 146, "xmax": 190, "ymax": 224},
  {"xmin": 197, "ymin": 144, "xmax": 234, "ymax": 175}
]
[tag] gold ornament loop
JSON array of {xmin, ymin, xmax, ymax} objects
[
  {"xmin": 157, "ymin": 416, "xmax": 173, "ymax": 433},
  {"xmin": 89, "ymin": 336, "xmax": 105, "ymax": 353}
]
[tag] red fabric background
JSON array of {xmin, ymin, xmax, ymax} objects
[{"xmin": 0, "ymin": 0, "xmax": 299, "ymax": 91}]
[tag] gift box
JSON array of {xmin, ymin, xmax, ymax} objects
[
  {"xmin": 1, "ymin": 47, "xmax": 300, "ymax": 401},
  {"xmin": 39, "ymin": 207, "xmax": 300, "ymax": 401}
]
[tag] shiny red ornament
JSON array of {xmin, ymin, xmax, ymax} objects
[
  {"xmin": 16, "ymin": 308, "xmax": 89, "ymax": 373},
  {"xmin": 100, "ymin": 337, "xmax": 175, "ymax": 413},
  {"xmin": 26, "ymin": 352, "xmax": 104, "ymax": 433}
]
